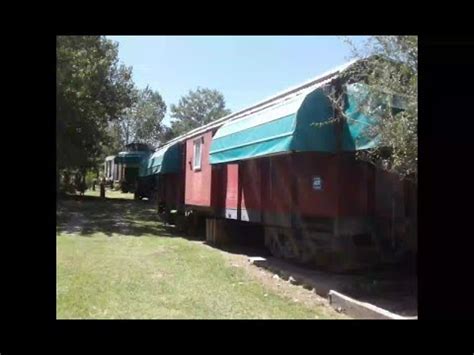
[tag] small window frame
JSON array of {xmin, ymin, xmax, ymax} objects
[{"xmin": 193, "ymin": 137, "xmax": 203, "ymax": 171}]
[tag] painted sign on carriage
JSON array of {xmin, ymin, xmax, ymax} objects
[{"xmin": 312, "ymin": 176, "xmax": 322, "ymax": 190}]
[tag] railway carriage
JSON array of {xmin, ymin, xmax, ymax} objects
[
  {"xmin": 136, "ymin": 142, "xmax": 185, "ymax": 217},
  {"xmin": 107, "ymin": 59, "xmax": 417, "ymax": 271},
  {"xmin": 112, "ymin": 143, "xmax": 153, "ymax": 194}
]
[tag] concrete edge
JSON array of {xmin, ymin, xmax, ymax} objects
[
  {"xmin": 328, "ymin": 290, "xmax": 417, "ymax": 320},
  {"xmin": 248, "ymin": 257, "xmax": 417, "ymax": 319}
]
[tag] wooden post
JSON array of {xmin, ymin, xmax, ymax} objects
[{"xmin": 100, "ymin": 178, "xmax": 106, "ymax": 199}]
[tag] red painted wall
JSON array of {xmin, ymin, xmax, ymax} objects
[
  {"xmin": 184, "ymin": 131, "xmax": 214, "ymax": 208},
  {"xmin": 217, "ymin": 152, "xmax": 374, "ymax": 221},
  {"xmin": 337, "ymin": 157, "xmax": 373, "ymax": 217},
  {"xmin": 291, "ymin": 153, "xmax": 338, "ymax": 217},
  {"xmin": 222, "ymin": 161, "xmax": 263, "ymax": 211},
  {"xmin": 241, "ymin": 159, "xmax": 262, "ymax": 211},
  {"xmin": 262, "ymin": 156, "xmax": 293, "ymax": 216},
  {"xmin": 182, "ymin": 137, "xmax": 411, "ymax": 229},
  {"xmin": 179, "ymin": 128, "xmax": 406, "ymax": 223},
  {"xmin": 224, "ymin": 164, "xmax": 239, "ymax": 209}
]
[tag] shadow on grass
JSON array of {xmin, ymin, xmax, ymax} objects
[
  {"xmin": 57, "ymin": 195, "xmax": 184, "ymax": 238},
  {"xmin": 57, "ymin": 193, "xmax": 137, "ymax": 204}
]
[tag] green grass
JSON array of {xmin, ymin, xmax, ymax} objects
[{"xmin": 57, "ymin": 197, "xmax": 344, "ymax": 319}]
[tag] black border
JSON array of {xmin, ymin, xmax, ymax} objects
[
  {"xmin": 418, "ymin": 35, "xmax": 474, "ymax": 320},
  {"xmin": 4, "ymin": 33, "xmax": 474, "ymax": 352}
]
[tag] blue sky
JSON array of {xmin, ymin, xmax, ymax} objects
[{"xmin": 107, "ymin": 36, "xmax": 369, "ymax": 126}]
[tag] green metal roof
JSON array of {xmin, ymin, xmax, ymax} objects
[
  {"xmin": 139, "ymin": 143, "xmax": 182, "ymax": 177},
  {"xmin": 114, "ymin": 151, "xmax": 149, "ymax": 166},
  {"xmin": 209, "ymin": 82, "xmax": 380, "ymax": 165}
]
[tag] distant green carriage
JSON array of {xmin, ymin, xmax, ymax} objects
[{"xmin": 113, "ymin": 143, "xmax": 153, "ymax": 194}]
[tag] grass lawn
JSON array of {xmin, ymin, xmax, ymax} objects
[{"xmin": 57, "ymin": 193, "xmax": 345, "ymax": 319}]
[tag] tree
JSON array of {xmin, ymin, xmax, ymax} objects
[
  {"xmin": 102, "ymin": 120, "xmax": 124, "ymax": 157},
  {"xmin": 340, "ymin": 36, "xmax": 418, "ymax": 181},
  {"xmin": 169, "ymin": 87, "xmax": 231, "ymax": 137},
  {"xmin": 57, "ymin": 36, "xmax": 135, "ymax": 187},
  {"xmin": 114, "ymin": 86, "xmax": 167, "ymax": 147},
  {"xmin": 158, "ymin": 125, "xmax": 177, "ymax": 143}
]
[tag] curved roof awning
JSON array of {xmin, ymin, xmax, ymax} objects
[
  {"xmin": 209, "ymin": 82, "xmax": 381, "ymax": 165},
  {"xmin": 114, "ymin": 151, "xmax": 149, "ymax": 166},
  {"xmin": 139, "ymin": 143, "xmax": 182, "ymax": 177}
]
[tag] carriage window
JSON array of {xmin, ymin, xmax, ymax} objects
[{"xmin": 193, "ymin": 137, "xmax": 203, "ymax": 170}]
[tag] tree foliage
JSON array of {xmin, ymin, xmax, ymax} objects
[
  {"xmin": 113, "ymin": 85, "xmax": 167, "ymax": 147},
  {"xmin": 169, "ymin": 87, "xmax": 231, "ymax": 138},
  {"xmin": 57, "ymin": 36, "xmax": 135, "ymax": 174},
  {"xmin": 342, "ymin": 36, "xmax": 418, "ymax": 181}
]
